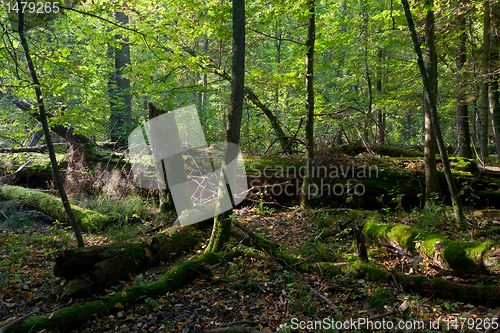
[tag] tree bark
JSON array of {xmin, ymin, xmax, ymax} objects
[
  {"xmin": 481, "ymin": 0, "xmax": 491, "ymax": 161},
  {"xmin": 423, "ymin": 0, "xmax": 438, "ymax": 203},
  {"xmin": 53, "ymin": 225, "xmax": 202, "ymax": 294},
  {"xmin": 489, "ymin": 2, "xmax": 500, "ymax": 162},
  {"xmin": 376, "ymin": 50, "xmax": 385, "ymax": 145},
  {"xmin": 456, "ymin": 1, "xmax": 473, "ymax": 159},
  {"xmin": 17, "ymin": 5, "xmax": 84, "ymax": 248},
  {"xmin": 109, "ymin": 9, "xmax": 132, "ymax": 146},
  {"xmin": 301, "ymin": 0, "xmax": 315, "ymax": 209},
  {"xmin": 206, "ymin": 0, "xmax": 245, "ymax": 253},
  {"xmin": 402, "ymin": 0, "xmax": 466, "ymax": 228}
]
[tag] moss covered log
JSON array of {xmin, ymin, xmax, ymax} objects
[
  {"xmin": 0, "ymin": 185, "xmax": 114, "ymax": 231},
  {"xmin": 53, "ymin": 226, "xmax": 203, "ymax": 295},
  {"xmin": 309, "ymin": 261, "xmax": 500, "ymax": 306},
  {"xmin": 363, "ymin": 221, "xmax": 500, "ymax": 274},
  {"xmin": 3, "ymin": 252, "xmax": 236, "ymax": 333},
  {"xmin": 233, "ymin": 221, "xmax": 500, "ymax": 306}
]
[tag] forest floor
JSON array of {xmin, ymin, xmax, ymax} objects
[{"xmin": 2, "ymin": 201, "xmax": 500, "ymax": 332}]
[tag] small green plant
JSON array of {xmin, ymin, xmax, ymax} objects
[
  {"xmin": 314, "ymin": 241, "xmax": 333, "ymax": 261},
  {"xmin": 257, "ymin": 199, "xmax": 277, "ymax": 216},
  {"xmin": 0, "ymin": 204, "xmax": 35, "ymax": 228},
  {"xmin": 311, "ymin": 211, "xmax": 332, "ymax": 228}
]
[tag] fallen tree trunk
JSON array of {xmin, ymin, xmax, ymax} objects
[
  {"xmin": 233, "ymin": 220, "xmax": 500, "ymax": 306},
  {"xmin": 53, "ymin": 225, "xmax": 202, "ymax": 296},
  {"xmin": 363, "ymin": 221, "xmax": 500, "ymax": 275},
  {"xmin": 0, "ymin": 185, "xmax": 114, "ymax": 231},
  {"xmin": 0, "ymin": 143, "xmax": 66, "ymax": 153},
  {"xmin": 3, "ymin": 252, "xmax": 236, "ymax": 333}
]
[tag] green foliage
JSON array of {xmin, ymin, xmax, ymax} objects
[
  {"xmin": 0, "ymin": 203, "xmax": 36, "ymax": 228},
  {"xmin": 0, "ymin": 0, "xmax": 492, "ymax": 154}
]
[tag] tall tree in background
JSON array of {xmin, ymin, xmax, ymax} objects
[
  {"xmin": 456, "ymin": 0, "xmax": 472, "ymax": 158},
  {"xmin": 109, "ymin": 6, "xmax": 132, "ymax": 146},
  {"xmin": 376, "ymin": 49, "xmax": 385, "ymax": 145},
  {"xmin": 16, "ymin": 2, "xmax": 85, "ymax": 248},
  {"xmin": 206, "ymin": 0, "xmax": 245, "ymax": 253},
  {"xmin": 301, "ymin": 0, "xmax": 316, "ymax": 208},
  {"xmin": 423, "ymin": 0, "xmax": 438, "ymax": 203},
  {"xmin": 480, "ymin": 0, "xmax": 491, "ymax": 161},
  {"xmin": 489, "ymin": 1, "xmax": 500, "ymax": 162},
  {"xmin": 402, "ymin": 0, "xmax": 466, "ymax": 228}
]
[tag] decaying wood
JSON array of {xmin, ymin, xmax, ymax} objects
[
  {"xmin": 363, "ymin": 221, "xmax": 500, "ymax": 275},
  {"xmin": 233, "ymin": 220, "xmax": 500, "ymax": 306},
  {"xmin": 53, "ymin": 225, "xmax": 202, "ymax": 295}
]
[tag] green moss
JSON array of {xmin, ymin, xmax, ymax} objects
[
  {"xmin": 9, "ymin": 252, "xmax": 238, "ymax": 333},
  {"xmin": 0, "ymin": 185, "xmax": 114, "ymax": 231},
  {"xmin": 471, "ymin": 191, "xmax": 500, "ymax": 208},
  {"xmin": 0, "ymin": 152, "xmax": 67, "ymax": 174},
  {"xmin": 369, "ymin": 288, "xmax": 395, "ymax": 309},
  {"xmin": 364, "ymin": 221, "xmax": 500, "ymax": 274},
  {"xmin": 450, "ymin": 157, "xmax": 477, "ymax": 172},
  {"xmin": 244, "ymin": 155, "xmax": 303, "ymax": 178}
]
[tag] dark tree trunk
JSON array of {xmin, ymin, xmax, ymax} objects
[
  {"xmin": 489, "ymin": 2, "xmax": 500, "ymax": 162},
  {"xmin": 301, "ymin": 0, "xmax": 315, "ymax": 208},
  {"xmin": 28, "ymin": 128, "xmax": 44, "ymax": 147},
  {"xmin": 456, "ymin": 2, "xmax": 473, "ymax": 158},
  {"xmin": 17, "ymin": 3, "xmax": 84, "ymax": 248},
  {"xmin": 481, "ymin": 0, "xmax": 491, "ymax": 161},
  {"xmin": 423, "ymin": 0, "xmax": 439, "ymax": 203},
  {"xmin": 206, "ymin": 0, "xmax": 245, "ymax": 253},
  {"xmin": 376, "ymin": 49, "xmax": 385, "ymax": 145},
  {"xmin": 402, "ymin": 0, "xmax": 466, "ymax": 228},
  {"xmin": 148, "ymin": 103, "xmax": 176, "ymax": 214},
  {"xmin": 109, "ymin": 10, "xmax": 132, "ymax": 146}
]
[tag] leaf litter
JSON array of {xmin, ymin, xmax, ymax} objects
[{"xmin": 1, "ymin": 203, "xmax": 499, "ymax": 332}]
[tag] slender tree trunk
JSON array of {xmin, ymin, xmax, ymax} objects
[
  {"xmin": 481, "ymin": 0, "xmax": 491, "ymax": 161},
  {"xmin": 363, "ymin": 11, "xmax": 372, "ymax": 142},
  {"xmin": 402, "ymin": 0, "xmax": 466, "ymax": 228},
  {"xmin": 456, "ymin": 1, "xmax": 473, "ymax": 158},
  {"xmin": 489, "ymin": 2, "xmax": 500, "ymax": 162},
  {"xmin": 206, "ymin": 0, "xmax": 245, "ymax": 253},
  {"xmin": 201, "ymin": 38, "xmax": 209, "ymax": 108},
  {"xmin": 300, "ymin": 0, "xmax": 316, "ymax": 208},
  {"xmin": 376, "ymin": 50, "xmax": 385, "ymax": 145},
  {"xmin": 109, "ymin": 9, "xmax": 132, "ymax": 146},
  {"xmin": 17, "ymin": 3, "xmax": 84, "ymax": 248},
  {"xmin": 423, "ymin": 0, "xmax": 439, "ymax": 203}
]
